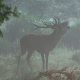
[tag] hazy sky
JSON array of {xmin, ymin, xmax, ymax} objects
[{"xmin": 5, "ymin": 0, "xmax": 80, "ymax": 19}]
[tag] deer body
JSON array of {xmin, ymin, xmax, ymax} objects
[{"xmin": 20, "ymin": 19, "xmax": 70, "ymax": 71}]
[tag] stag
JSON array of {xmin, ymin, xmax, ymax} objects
[{"xmin": 19, "ymin": 17, "xmax": 70, "ymax": 71}]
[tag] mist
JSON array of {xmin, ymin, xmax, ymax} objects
[{"xmin": 0, "ymin": 0, "xmax": 80, "ymax": 80}]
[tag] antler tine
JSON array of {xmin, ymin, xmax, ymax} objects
[
  {"xmin": 53, "ymin": 16, "xmax": 60, "ymax": 25},
  {"xmin": 42, "ymin": 20, "xmax": 52, "ymax": 27},
  {"xmin": 32, "ymin": 23, "xmax": 41, "ymax": 28},
  {"xmin": 52, "ymin": 16, "xmax": 58, "ymax": 25},
  {"xmin": 43, "ymin": 22, "xmax": 48, "ymax": 26},
  {"xmin": 55, "ymin": 16, "xmax": 60, "ymax": 24},
  {"xmin": 32, "ymin": 23, "xmax": 50, "ymax": 30}
]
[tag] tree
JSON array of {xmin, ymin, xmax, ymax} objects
[{"xmin": 0, "ymin": 0, "xmax": 20, "ymax": 37}]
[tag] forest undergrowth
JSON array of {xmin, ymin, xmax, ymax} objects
[{"xmin": 0, "ymin": 48, "xmax": 80, "ymax": 80}]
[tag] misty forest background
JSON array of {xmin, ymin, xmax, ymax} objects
[{"xmin": 0, "ymin": 0, "xmax": 80, "ymax": 80}]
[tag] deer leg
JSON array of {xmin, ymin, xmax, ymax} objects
[
  {"xmin": 26, "ymin": 50, "xmax": 33, "ymax": 70},
  {"xmin": 15, "ymin": 46, "xmax": 27, "ymax": 78},
  {"xmin": 40, "ymin": 53, "xmax": 45, "ymax": 71},
  {"xmin": 45, "ymin": 52, "xmax": 49, "ymax": 71}
]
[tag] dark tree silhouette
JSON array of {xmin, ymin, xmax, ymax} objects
[{"xmin": 0, "ymin": 0, "xmax": 20, "ymax": 37}]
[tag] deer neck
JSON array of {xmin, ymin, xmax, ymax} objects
[{"xmin": 50, "ymin": 29, "xmax": 66, "ymax": 41}]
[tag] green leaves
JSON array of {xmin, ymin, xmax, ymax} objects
[
  {"xmin": 0, "ymin": 0, "xmax": 20, "ymax": 37},
  {"xmin": 12, "ymin": 6, "xmax": 20, "ymax": 17},
  {"xmin": 0, "ymin": 4, "xmax": 19, "ymax": 24}
]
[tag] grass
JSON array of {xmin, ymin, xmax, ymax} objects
[{"xmin": 0, "ymin": 47, "xmax": 80, "ymax": 80}]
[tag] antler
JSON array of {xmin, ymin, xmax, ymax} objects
[
  {"xmin": 43, "ymin": 16, "xmax": 60, "ymax": 27},
  {"xmin": 33, "ymin": 17, "xmax": 60, "ymax": 30},
  {"xmin": 42, "ymin": 17, "xmax": 59, "ymax": 26},
  {"xmin": 32, "ymin": 23, "xmax": 50, "ymax": 30},
  {"xmin": 53, "ymin": 16, "xmax": 60, "ymax": 24}
]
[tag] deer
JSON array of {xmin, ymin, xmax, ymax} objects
[{"xmin": 19, "ymin": 17, "xmax": 70, "ymax": 72}]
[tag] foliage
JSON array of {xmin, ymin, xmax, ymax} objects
[
  {"xmin": 0, "ymin": 0, "xmax": 20, "ymax": 37},
  {"xmin": 33, "ymin": 67, "xmax": 80, "ymax": 80}
]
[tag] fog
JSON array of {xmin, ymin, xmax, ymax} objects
[{"xmin": 0, "ymin": 0, "xmax": 80, "ymax": 80}]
